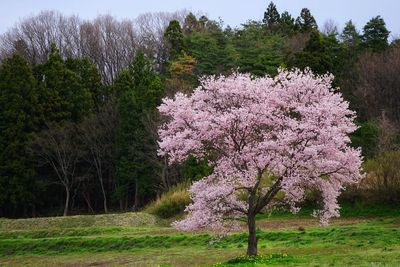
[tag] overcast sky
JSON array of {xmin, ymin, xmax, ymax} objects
[{"xmin": 1, "ymin": 0, "xmax": 399, "ymax": 37}]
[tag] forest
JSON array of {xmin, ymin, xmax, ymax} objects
[{"xmin": 0, "ymin": 2, "xmax": 399, "ymax": 219}]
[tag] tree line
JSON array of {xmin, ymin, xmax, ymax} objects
[{"xmin": 1, "ymin": 2, "xmax": 399, "ymax": 217}]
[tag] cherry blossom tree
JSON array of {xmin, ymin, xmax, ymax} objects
[{"xmin": 158, "ymin": 69, "xmax": 363, "ymax": 256}]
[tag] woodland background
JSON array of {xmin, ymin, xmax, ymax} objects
[{"xmin": 1, "ymin": 3, "xmax": 399, "ymax": 218}]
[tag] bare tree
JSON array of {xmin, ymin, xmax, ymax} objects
[
  {"xmin": 322, "ymin": 19, "xmax": 339, "ymax": 36},
  {"xmin": 30, "ymin": 122, "xmax": 79, "ymax": 216},
  {"xmin": 377, "ymin": 113, "xmax": 400, "ymax": 153},
  {"xmin": 351, "ymin": 47, "xmax": 400, "ymax": 125},
  {"xmin": 77, "ymin": 102, "xmax": 117, "ymax": 213},
  {"xmin": 0, "ymin": 10, "xmax": 189, "ymax": 83}
]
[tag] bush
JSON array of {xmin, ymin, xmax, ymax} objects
[
  {"xmin": 357, "ymin": 151, "xmax": 400, "ymax": 204},
  {"xmin": 144, "ymin": 182, "xmax": 191, "ymax": 219}
]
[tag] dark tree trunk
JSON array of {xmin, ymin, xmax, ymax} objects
[
  {"xmin": 63, "ymin": 185, "xmax": 70, "ymax": 216},
  {"xmin": 134, "ymin": 178, "xmax": 140, "ymax": 209},
  {"xmin": 119, "ymin": 199, "xmax": 124, "ymax": 210},
  {"xmin": 96, "ymin": 162, "xmax": 108, "ymax": 213},
  {"xmin": 247, "ymin": 212, "xmax": 257, "ymax": 256},
  {"xmin": 99, "ymin": 174, "xmax": 108, "ymax": 213},
  {"xmin": 82, "ymin": 192, "xmax": 95, "ymax": 214}
]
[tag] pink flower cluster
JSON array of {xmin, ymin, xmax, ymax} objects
[{"xmin": 158, "ymin": 68, "xmax": 363, "ymax": 231}]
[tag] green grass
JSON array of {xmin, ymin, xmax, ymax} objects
[
  {"xmin": 256, "ymin": 202, "xmax": 400, "ymax": 220},
  {"xmin": 0, "ymin": 209, "xmax": 400, "ymax": 266},
  {"xmin": 0, "ymin": 212, "xmax": 159, "ymax": 231}
]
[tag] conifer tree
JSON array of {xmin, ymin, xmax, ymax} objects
[
  {"xmin": 290, "ymin": 31, "xmax": 333, "ymax": 74},
  {"xmin": 0, "ymin": 55, "xmax": 41, "ymax": 216},
  {"xmin": 263, "ymin": 2, "xmax": 280, "ymax": 32},
  {"xmin": 35, "ymin": 44, "xmax": 93, "ymax": 123},
  {"xmin": 164, "ymin": 20, "xmax": 186, "ymax": 60},
  {"xmin": 296, "ymin": 8, "xmax": 318, "ymax": 32},
  {"xmin": 280, "ymin": 11, "xmax": 297, "ymax": 34},
  {"xmin": 341, "ymin": 20, "xmax": 361, "ymax": 49},
  {"xmin": 114, "ymin": 51, "xmax": 163, "ymax": 209},
  {"xmin": 362, "ymin": 16, "xmax": 390, "ymax": 52}
]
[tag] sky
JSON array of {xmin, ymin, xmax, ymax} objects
[{"xmin": 0, "ymin": 0, "xmax": 399, "ymax": 37}]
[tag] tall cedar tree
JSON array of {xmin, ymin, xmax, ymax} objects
[
  {"xmin": 280, "ymin": 11, "xmax": 297, "ymax": 35},
  {"xmin": 341, "ymin": 20, "xmax": 361, "ymax": 49},
  {"xmin": 164, "ymin": 20, "xmax": 186, "ymax": 60},
  {"xmin": 0, "ymin": 55, "xmax": 41, "ymax": 217},
  {"xmin": 296, "ymin": 8, "xmax": 318, "ymax": 32},
  {"xmin": 263, "ymin": 2, "xmax": 281, "ymax": 32},
  {"xmin": 362, "ymin": 16, "xmax": 390, "ymax": 52},
  {"xmin": 65, "ymin": 58, "xmax": 103, "ymax": 110},
  {"xmin": 34, "ymin": 44, "xmax": 93, "ymax": 123},
  {"xmin": 114, "ymin": 51, "xmax": 163, "ymax": 209}
]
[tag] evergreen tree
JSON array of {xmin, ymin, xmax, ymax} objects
[
  {"xmin": 233, "ymin": 21, "xmax": 285, "ymax": 76},
  {"xmin": 0, "ymin": 55, "xmax": 41, "ymax": 217},
  {"xmin": 185, "ymin": 27, "xmax": 236, "ymax": 75},
  {"xmin": 296, "ymin": 8, "xmax": 318, "ymax": 32},
  {"xmin": 65, "ymin": 58, "xmax": 104, "ymax": 109},
  {"xmin": 35, "ymin": 44, "xmax": 93, "ymax": 123},
  {"xmin": 341, "ymin": 20, "xmax": 361, "ymax": 49},
  {"xmin": 280, "ymin": 11, "xmax": 297, "ymax": 34},
  {"xmin": 290, "ymin": 31, "xmax": 333, "ymax": 74},
  {"xmin": 183, "ymin": 13, "xmax": 199, "ymax": 34},
  {"xmin": 164, "ymin": 20, "xmax": 185, "ymax": 60},
  {"xmin": 114, "ymin": 51, "xmax": 163, "ymax": 209},
  {"xmin": 362, "ymin": 16, "xmax": 390, "ymax": 52},
  {"xmin": 263, "ymin": 2, "xmax": 280, "ymax": 32}
]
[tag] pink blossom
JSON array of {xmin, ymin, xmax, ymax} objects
[{"xmin": 158, "ymin": 68, "xmax": 363, "ymax": 233}]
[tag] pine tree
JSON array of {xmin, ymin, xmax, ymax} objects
[
  {"xmin": 290, "ymin": 31, "xmax": 333, "ymax": 74},
  {"xmin": 341, "ymin": 20, "xmax": 361, "ymax": 49},
  {"xmin": 280, "ymin": 11, "xmax": 297, "ymax": 34},
  {"xmin": 114, "ymin": 51, "xmax": 163, "ymax": 209},
  {"xmin": 65, "ymin": 58, "xmax": 103, "ymax": 109},
  {"xmin": 263, "ymin": 2, "xmax": 280, "ymax": 32},
  {"xmin": 362, "ymin": 16, "xmax": 390, "ymax": 52},
  {"xmin": 183, "ymin": 13, "xmax": 199, "ymax": 34},
  {"xmin": 164, "ymin": 20, "xmax": 185, "ymax": 60},
  {"xmin": 35, "ymin": 44, "xmax": 93, "ymax": 123},
  {"xmin": 296, "ymin": 8, "xmax": 318, "ymax": 32},
  {"xmin": 0, "ymin": 55, "xmax": 41, "ymax": 217}
]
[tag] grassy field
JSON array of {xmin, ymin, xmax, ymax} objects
[{"xmin": 0, "ymin": 207, "xmax": 399, "ymax": 266}]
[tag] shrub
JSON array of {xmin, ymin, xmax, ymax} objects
[
  {"xmin": 144, "ymin": 182, "xmax": 191, "ymax": 218},
  {"xmin": 358, "ymin": 151, "xmax": 400, "ymax": 204}
]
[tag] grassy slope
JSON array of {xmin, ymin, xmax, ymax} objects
[
  {"xmin": 0, "ymin": 212, "xmax": 159, "ymax": 231},
  {"xmin": 0, "ymin": 208, "xmax": 399, "ymax": 266}
]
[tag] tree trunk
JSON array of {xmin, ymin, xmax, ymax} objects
[
  {"xmin": 134, "ymin": 178, "xmax": 140, "ymax": 209},
  {"xmin": 96, "ymin": 161, "xmax": 108, "ymax": 213},
  {"xmin": 98, "ymin": 174, "xmax": 108, "ymax": 213},
  {"xmin": 63, "ymin": 186, "xmax": 70, "ymax": 216},
  {"xmin": 247, "ymin": 212, "xmax": 257, "ymax": 256},
  {"xmin": 82, "ymin": 192, "xmax": 95, "ymax": 214},
  {"xmin": 119, "ymin": 199, "xmax": 124, "ymax": 210}
]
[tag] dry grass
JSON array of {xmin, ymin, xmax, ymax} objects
[{"xmin": 0, "ymin": 212, "xmax": 159, "ymax": 231}]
